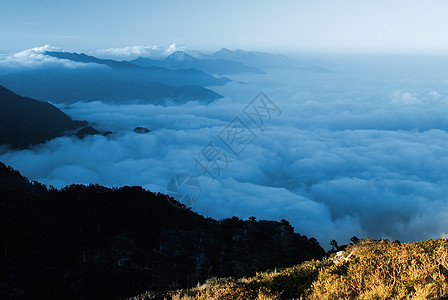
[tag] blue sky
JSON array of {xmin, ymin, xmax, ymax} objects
[{"xmin": 2, "ymin": 0, "xmax": 448, "ymax": 53}]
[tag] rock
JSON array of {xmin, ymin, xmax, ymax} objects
[
  {"xmin": 332, "ymin": 250, "xmax": 354, "ymax": 264},
  {"xmin": 133, "ymin": 127, "xmax": 150, "ymax": 134},
  {"xmin": 74, "ymin": 126, "xmax": 100, "ymax": 139}
]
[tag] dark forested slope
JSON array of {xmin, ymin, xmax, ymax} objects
[
  {"xmin": 0, "ymin": 162, "xmax": 325, "ymax": 299},
  {"xmin": 0, "ymin": 85, "xmax": 90, "ymax": 149}
]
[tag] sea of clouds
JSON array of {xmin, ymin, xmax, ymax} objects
[{"xmin": 2, "ymin": 53, "xmax": 448, "ymax": 248}]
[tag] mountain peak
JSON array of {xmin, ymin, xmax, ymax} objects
[
  {"xmin": 234, "ymin": 48, "xmax": 249, "ymax": 56},
  {"xmin": 215, "ymin": 47, "xmax": 234, "ymax": 55},
  {"xmin": 165, "ymin": 51, "xmax": 195, "ymax": 62},
  {"xmin": 212, "ymin": 47, "xmax": 250, "ymax": 59}
]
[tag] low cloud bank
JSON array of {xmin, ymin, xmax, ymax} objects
[
  {"xmin": 2, "ymin": 55, "xmax": 448, "ymax": 248},
  {"xmin": 0, "ymin": 45, "xmax": 101, "ymax": 71},
  {"xmin": 93, "ymin": 43, "xmax": 187, "ymax": 60}
]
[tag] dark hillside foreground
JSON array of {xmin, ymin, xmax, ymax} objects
[{"xmin": 0, "ymin": 162, "xmax": 324, "ymax": 299}]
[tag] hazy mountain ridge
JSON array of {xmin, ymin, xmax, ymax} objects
[
  {"xmin": 0, "ymin": 162, "xmax": 325, "ymax": 299},
  {"xmin": 0, "ymin": 70, "xmax": 223, "ymax": 105},
  {"xmin": 209, "ymin": 47, "xmax": 299, "ymax": 69},
  {"xmin": 44, "ymin": 51, "xmax": 230, "ymax": 86},
  {"xmin": 201, "ymin": 48, "xmax": 334, "ymax": 73},
  {"xmin": 131, "ymin": 51, "xmax": 265, "ymax": 75},
  {"xmin": 0, "ymin": 47, "xmax": 328, "ymax": 106},
  {"xmin": 0, "ymin": 50, "xmax": 227, "ymax": 105}
]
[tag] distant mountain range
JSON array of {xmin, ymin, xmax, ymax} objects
[
  {"xmin": 131, "ymin": 51, "xmax": 265, "ymax": 75},
  {"xmin": 204, "ymin": 48, "xmax": 333, "ymax": 72},
  {"xmin": 0, "ymin": 69, "xmax": 223, "ymax": 104},
  {"xmin": 44, "ymin": 51, "xmax": 230, "ymax": 87},
  {"xmin": 0, "ymin": 51, "xmax": 227, "ymax": 104},
  {"xmin": 131, "ymin": 48, "xmax": 332, "ymax": 73},
  {"xmin": 0, "ymin": 47, "xmax": 330, "ymax": 106},
  {"xmin": 208, "ymin": 47, "xmax": 299, "ymax": 69},
  {"xmin": 0, "ymin": 85, "xmax": 97, "ymax": 149}
]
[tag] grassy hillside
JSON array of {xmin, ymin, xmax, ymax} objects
[{"xmin": 130, "ymin": 238, "xmax": 448, "ymax": 300}]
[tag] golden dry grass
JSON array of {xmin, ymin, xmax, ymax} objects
[{"xmin": 130, "ymin": 238, "xmax": 448, "ymax": 300}]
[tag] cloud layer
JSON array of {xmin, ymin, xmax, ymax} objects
[
  {"xmin": 2, "ymin": 54, "xmax": 448, "ymax": 249},
  {"xmin": 93, "ymin": 43, "xmax": 187, "ymax": 60},
  {"xmin": 0, "ymin": 45, "xmax": 102, "ymax": 71}
]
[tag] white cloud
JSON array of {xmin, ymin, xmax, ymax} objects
[
  {"xmin": 391, "ymin": 91, "xmax": 419, "ymax": 105},
  {"xmin": 164, "ymin": 43, "xmax": 187, "ymax": 55},
  {"xmin": 94, "ymin": 43, "xmax": 187, "ymax": 60},
  {"xmin": 0, "ymin": 45, "xmax": 102, "ymax": 70}
]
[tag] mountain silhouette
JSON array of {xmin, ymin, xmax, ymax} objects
[
  {"xmin": 0, "ymin": 162, "xmax": 325, "ymax": 299},
  {"xmin": 0, "ymin": 69, "xmax": 223, "ymax": 105},
  {"xmin": 0, "ymin": 51, "xmax": 228, "ymax": 105},
  {"xmin": 131, "ymin": 51, "xmax": 265, "ymax": 75},
  {"xmin": 164, "ymin": 51, "xmax": 196, "ymax": 62},
  {"xmin": 44, "ymin": 51, "xmax": 230, "ymax": 86},
  {"xmin": 210, "ymin": 47, "xmax": 298, "ymax": 68},
  {"xmin": 0, "ymin": 85, "xmax": 93, "ymax": 149}
]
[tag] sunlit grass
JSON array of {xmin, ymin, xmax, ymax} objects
[{"xmin": 130, "ymin": 237, "xmax": 448, "ymax": 300}]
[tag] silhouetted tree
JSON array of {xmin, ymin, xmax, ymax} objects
[
  {"xmin": 330, "ymin": 239, "xmax": 339, "ymax": 251},
  {"xmin": 350, "ymin": 236, "xmax": 360, "ymax": 244},
  {"xmin": 280, "ymin": 219, "xmax": 292, "ymax": 228}
]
